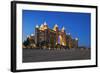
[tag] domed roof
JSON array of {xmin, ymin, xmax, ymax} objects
[
  {"xmin": 31, "ymin": 34, "xmax": 34, "ymax": 36},
  {"xmin": 35, "ymin": 24, "xmax": 39, "ymax": 28},
  {"xmin": 75, "ymin": 37, "xmax": 78, "ymax": 40}
]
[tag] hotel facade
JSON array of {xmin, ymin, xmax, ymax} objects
[{"xmin": 23, "ymin": 22, "xmax": 78, "ymax": 49}]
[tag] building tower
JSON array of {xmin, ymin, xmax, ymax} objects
[
  {"xmin": 35, "ymin": 24, "xmax": 39, "ymax": 47},
  {"xmin": 60, "ymin": 26, "xmax": 67, "ymax": 47},
  {"xmin": 53, "ymin": 24, "xmax": 59, "ymax": 45}
]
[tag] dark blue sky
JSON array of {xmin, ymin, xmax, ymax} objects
[{"xmin": 22, "ymin": 10, "xmax": 91, "ymax": 48}]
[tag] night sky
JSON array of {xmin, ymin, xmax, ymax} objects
[{"xmin": 22, "ymin": 10, "xmax": 91, "ymax": 48}]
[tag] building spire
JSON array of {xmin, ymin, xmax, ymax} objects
[
  {"xmin": 40, "ymin": 24, "xmax": 43, "ymax": 28},
  {"xmin": 55, "ymin": 24, "xmax": 58, "ymax": 27},
  {"xmin": 62, "ymin": 26, "xmax": 65, "ymax": 30},
  {"xmin": 53, "ymin": 24, "xmax": 58, "ymax": 31},
  {"xmin": 44, "ymin": 21, "xmax": 47, "ymax": 25},
  {"xmin": 61, "ymin": 26, "xmax": 65, "ymax": 32}
]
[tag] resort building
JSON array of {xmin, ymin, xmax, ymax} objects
[{"xmin": 23, "ymin": 22, "xmax": 78, "ymax": 49}]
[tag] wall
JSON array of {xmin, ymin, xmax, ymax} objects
[{"xmin": 0, "ymin": 0, "xmax": 99, "ymax": 73}]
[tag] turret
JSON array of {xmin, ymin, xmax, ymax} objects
[
  {"xmin": 53, "ymin": 24, "xmax": 58, "ymax": 31},
  {"xmin": 44, "ymin": 21, "xmax": 47, "ymax": 26},
  {"xmin": 61, "ymin": 26, "xmax": 65, "ymax": 32},
  {"xmin": 43, "ymin": 21, "xmax": 48, "ymax": 30}
]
